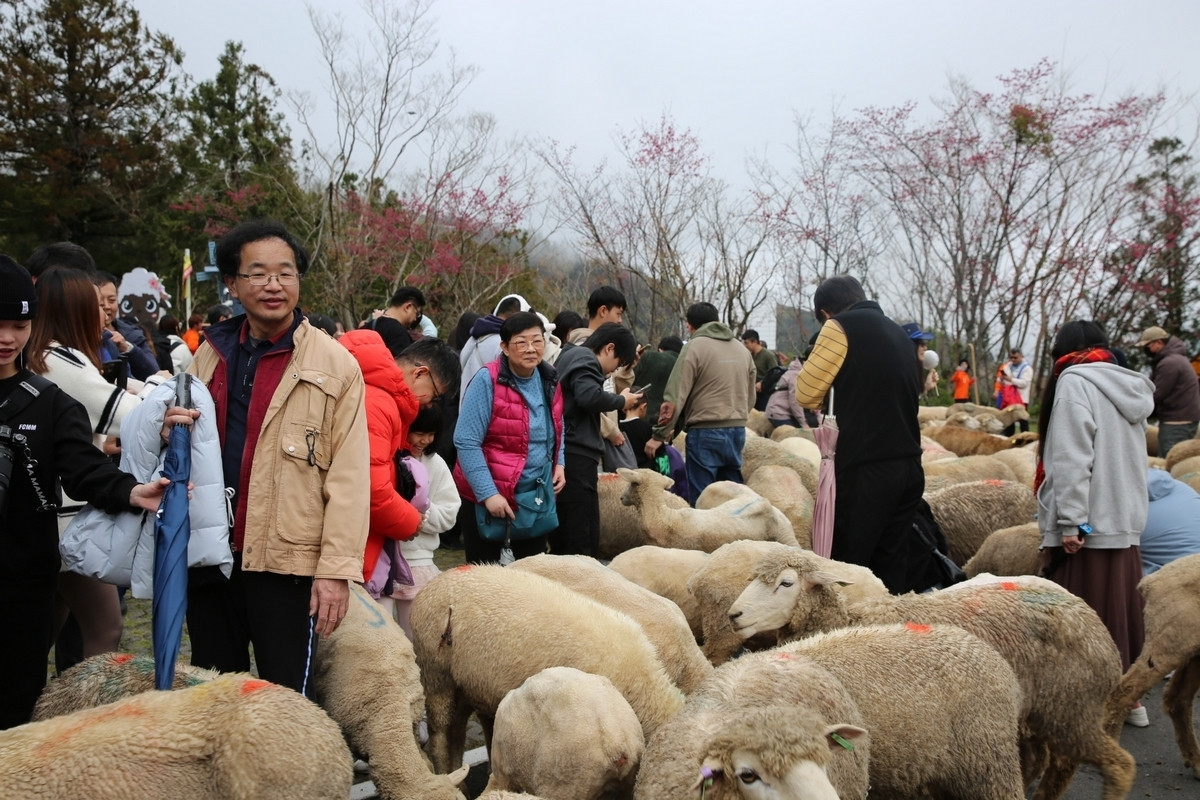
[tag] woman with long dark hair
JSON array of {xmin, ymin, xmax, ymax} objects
[{"xmin": 1036, "ymin": 319, "xmax": 1155, "ymax": 725}]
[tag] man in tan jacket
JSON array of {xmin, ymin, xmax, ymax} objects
[{"xmin": 185, "ymin": 220, "xmax": 370, "ymax": 697}]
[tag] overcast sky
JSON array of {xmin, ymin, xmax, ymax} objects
[{"xmin": 138, "ymin": 0, "xmax": 1199, "ymax": 184}]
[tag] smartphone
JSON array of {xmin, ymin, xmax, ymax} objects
[{"xmin": 630, "ymin": 384, "xmax": 652, "ymax": 394}]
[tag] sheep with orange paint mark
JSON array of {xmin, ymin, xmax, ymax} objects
[
  {"xmin": 0, "ymin": 674, "xmax": 352, "ymax": 799},
  {"xmin": 728, "ymin": 562, "xmax": 1135, "ymax": 799}
]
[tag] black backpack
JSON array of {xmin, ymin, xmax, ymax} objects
[{"xmin": 755, "ymin": 364, "xmax": 788, "ymax": 412}]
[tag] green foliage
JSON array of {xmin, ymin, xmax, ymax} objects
[{"xmin": 0, "ymin": 0, "xmax": 185, "ymax": 267}]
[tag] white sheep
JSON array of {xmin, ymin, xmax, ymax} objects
[
  {"xmin": 484, "ymin": 667, "xmax": 644, "ymax": 799},
  {"xmin": 410, "ymin": 564, "xmax": 685, "ymax": 774},
  {"xmin": 1, "ymin": 675, "xmax": 353, "ymax": 799},
  {"xmin": 1164, "ymin": 438, "xmax": 1200, "ymax": 471},
  {"xmin": 1107, "ymin": 552, "xmax": 1200, "ymax": 778},
  {"xmin": 924, "ymin": 479, "xmax": 1037, "ymax": 565},
  {"xmin": 922, "ymin": 453, "xmax": 1017, "ymax": 490},
  {"xmin": 634, "ymin": 649, "xmax": 870, "ymax": 799},
  {"xmin": 617, "ymin": 467, "xmax": 797, "ymax": 552},
  {"xmin": 312, "ymin": 582, "xmax": 471, "ymax": 799},
  {"xmin": 507, "ymin": 554, "xmax": 713, "ymax": 692},
  {"xmin": 686, "ymin": 541, "xmax": 885, "ymax": 666},
  {"xmin": 963, "ymin": 522, "xmax": 1040, "ymax": 578},
  {"xmin": 728, "ymin": 557, "xmax": 1135, "ymax": 800},
  {"xmin": 597, "ymin": 470, "xmax": 689, "ymax": 558},
  {"xmin": 989, "ymin": 445, "xmax": 1037, "ymax": 487},
  {"xmin": 779, "ymin": 623, "xmax": 1026, "ymax": 800},
  {"xmin": 746, "ymin": 465, "xmax": 814, "ymax": 550},
  {"xmin": 608, "ymin": 545, "xmax": 709, "ymax": 639},
  {"xmin": 694, "ymin": 480, "xmax": 801, "ymax": 549},
  {"xmin": 741, "ymin": 434, "xmax": 819, "ymax": 498}
]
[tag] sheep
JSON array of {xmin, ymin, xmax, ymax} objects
[
  {"xmin": 634, "ymin": 649, "xmax": 870, "ymax": 799},
  {"xmin": 963, "ymin": 522, "xmax": 1041, "ymax": 578},
  {"xmin": 1107, "ymin": 552, "xmax": 1200, "ymax": 778},
  {"xmin": 617, "ymin": 467, "xmax": 798, "ymax": 551},
  {"xmin": 33, "ymin": 653, "xmax": 222, "ymax": 720},
  {"xmin": 686, "ymin": 541, "xmax": 885, "ymax": 666},
  {"xmin": 476, "ymin": 792, "xmax": 546, "ymax": 799},
  {"xmin": 917, "ymin": 404, "xmax": 948, "ymax": 423},
  {"xmin": 777, "ymin": 435, "xmax": 821, "ymax": 469},
  {"xmin": 922, "ymin": 454, "xmax": 1017, "ymax": 489},
  {"xmin": 1170, "ymin": 454, "xmax": 1200, "ymax": 482},
  {"xmin": 484, "ymin": 667, "xmax": 644, "ymax": 800},
  {"xmin": 989, "ymin": 446, "xmax": 1037, "ymax": 487},
  {"xmin": 740, "ymin": 434, "xmax": 819, "ymax": 497},
  {"xmin": 747, "ymin": 464, "xmax": 814, "ymax": 550},
  {"xmin": 768, "ymin": 423, "xmax": 800, "ymax": 441},
  {"xmin": 35, "ymin": 587, "xmax": 472, "ymax": 800},
  {"xmin": 1164, "ymin": 437, "xmax": 1200, "ymax": 470},
  {"xmin": 694, "ymin": 480, "xmax": 801, "ymax": 548},
  {"xmin": 597, "ymin": 470, "xmax": 689, "ymax": 558},
  {"xmin": 608, "ymin": 545, "xmax": 709, "ymax": 639},
  {"xmin": 0, "ymin": 674, "xmax": 353, "ymax": 799},
  {"xmin": 925, "ymin": 424, "xmax": 1019, "ymax": 456},
  {"xmin": 410, "ymin": 564, "xmax": 685, "ymax": 774},
  {"xmin": 312, "ymin": 581, "xmax": 471, "ymax": 800},
  {"xmin": 507, "ymin": 554, "xmax": 713, "ymax": 692},
  {"xmin": 747, "ymin": 409, "xmax": 774, "ymax": 437},
  {"xmin": 924, "ymin": 479, "xmax": 1037, "ymax": 565},
  {"xmin": 780, "ymin": 623, "xmax": 1026, "ymax": 800},
  {"xmin": 728, "ymin": 561, "xmax": 1134, "ymax": 800}
]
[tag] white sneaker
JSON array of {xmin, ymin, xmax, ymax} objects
[{"xmin": 1125, "ymin": 706, "xmax": 1149, "ymax": 727}]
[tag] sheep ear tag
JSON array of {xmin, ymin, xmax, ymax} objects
[{"xmin": 830, "ymin": 732, "xmax": 855, "ymax": 751}]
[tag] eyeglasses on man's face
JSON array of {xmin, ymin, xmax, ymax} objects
[{"xmin": 236, "ymin": 271, "xmax": 300, "ymax": 286}]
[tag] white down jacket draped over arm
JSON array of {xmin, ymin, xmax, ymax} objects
[{"xmin": 59, "ymin": 375, "xmax": 231, "ymax": 598}]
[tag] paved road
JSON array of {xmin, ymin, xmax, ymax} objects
[{"xmin": 1063, "ymin": 677, "xmax": 1198, "ymax": 798}]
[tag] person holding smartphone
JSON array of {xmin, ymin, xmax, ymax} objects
[{"xmin": 552, "ymin": 322, "xmax": 643, "ymax": 555}]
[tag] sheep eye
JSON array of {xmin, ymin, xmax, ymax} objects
[
  {"xmin": 778, "ymin": 579, "xmax": 794, "ymax": 588},
  {"xmin": 737, "ymin": 769, "xmax": 760, "ymax": 784}
]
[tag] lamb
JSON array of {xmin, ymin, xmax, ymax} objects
[
  {"xmin": 634, "ymin": 649, "xmax": 870, "ymax": 799},
  {"xmin": 740, "ymin": 434, "xmax": 819, "ymax": 497},
  {"xmin": 922, "ymin": 454, "xmax": 1017, "ymax": 489},
  {"xmin": 924, "ymin": 479, "xmax": 1037, "ymax": 565},
  {"xmin": 1, "ymin": 674, "xmax": 352, "ymax": 799},
  {"xmin": 618, "ymin": 467, "xmax": 798, "ymax": 551},
  {"xmin": 410, "ymin": 564, "xmax": 685, "ymax": 774},
  {"xmin": 917, "ymin": 404, "xmax": 948, "ymax": 423},
  {"xmin": 608, "ymin": 545, "xmax": 709, "ymax": 639},
  {"xmin": 507, "ymin": 554, "xmax": 713, "ymax": 692},
  {"xmin": 312, "ymin": 581, "xmax": 471, "ymax": 800},
  {"xmin": 484, "ymin": 667, "xmax": 644, "ymax": 800},
  {"xmin": 1107, "ymin": 552, "xmax": 1200, "ymax": 778},
  {"xmin": 963, "ymin": 522, "xmax": 1041, "ymax": 578},
  {"xmin": 779, "ymin": 623, "xmax": 1026, "ymax": 800},
  {"xmin": 728, "ymin": 561, "xmax": 1134, "ymax": 800},
  {"xmin": 687, "ymin": 541, "xmax": 885, "ymax": 666},
  {"xmin": 746, "ymin": 408, "xmax": 775, "ymax": 437},
  {"xmin": 694, "ymin": 480, "xmax": 801, "ymax": 549},
  {"xmin": 597, "ymin": 470, "xmax": 689, "ymax": 558},
  {"xmin": 777, "ymin": 435, "xmax": 820, "ymax": 469},
  {"xmin": 989, "ymin": 445, "xmax": 1037, "ymax": 487}
]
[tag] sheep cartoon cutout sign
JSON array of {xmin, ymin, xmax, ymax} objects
[{"xmin": 118, "ymin": 267, "xmax": 172, "ymax": 327}]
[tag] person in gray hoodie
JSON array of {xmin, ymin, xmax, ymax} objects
[
  {"xmin": 647, "ymin": 302, "xmax": 756, "ymax": 505},
  {"xmin": 1036, "ymin": 319, "xmax": 1155, "ymax": 724}
]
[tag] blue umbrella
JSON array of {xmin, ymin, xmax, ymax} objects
[{"xmin": 152, "ymin": 374, "xmax": 193, "ymax": 690}]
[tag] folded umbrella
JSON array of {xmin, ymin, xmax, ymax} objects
[
  {"xmin": 811, "ymin": 387, "xmax": 839, "ymax": 559},
  {"xmin": 153, "ymin": 373, "xmax": 193, "ymax": 690}
]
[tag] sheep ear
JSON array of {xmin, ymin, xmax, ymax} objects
[
  {"xmin": 616, "ymin": 467, "xmax": 639, "ymax": 482},
  {"xmin": 447, "ymin": 763, "xmax": 470, "ymax": 785},
  {"xmin": 825, "ymin": 724, "xmax": 868, "ymax": 752},
  {"xmin": 691, "ymin": 759, "xmax": 725, "ymax": 791},
  {"xmin": 801, "ymin": 569, "xmax": 849, "ymax": 589}
]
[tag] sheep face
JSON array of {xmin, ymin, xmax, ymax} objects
[
  {"xmin": 617, "ymin": 467, "xmax": 674, "ymax": 506},
  {"xmin": 693, "ymin": 710, "xmax": 867, "ymax": 800},
  {"xmin": 727, "ymin": 568, "xmax": 802, "ymax": 639}
]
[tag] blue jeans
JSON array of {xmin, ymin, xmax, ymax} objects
[{"xmin": 684, "ymin": 426, "xmax": 746, "ymax": 506}]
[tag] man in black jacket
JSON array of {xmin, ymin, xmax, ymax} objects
[{"xmin": 794, "ymin": 275, "xmax": 925, "ymax": 593}]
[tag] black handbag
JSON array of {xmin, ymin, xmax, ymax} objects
[{"xmin": 909, "ymin": 499, "xmax": 967, "ymax": 591}]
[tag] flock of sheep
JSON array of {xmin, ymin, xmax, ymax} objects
[{"xmin": 1, "ymin": 403, "xmax": 1198, "ymax": 799}]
